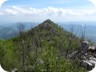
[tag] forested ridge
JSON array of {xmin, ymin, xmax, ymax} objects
[{"xmin": 0, "ymin": 19, "xmax": 87, "ymax": 72}]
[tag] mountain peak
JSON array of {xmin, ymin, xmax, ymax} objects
[
  {"xmin": 43, "ymin": 19, "xmax": 54, "ymax": 24},
  {"xmin": 33, "ymin": 19, "xmax": 65, "ymax": 34}
]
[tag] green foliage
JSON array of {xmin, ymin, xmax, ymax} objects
[{"xmin": 0, "ymin": 19, "xmax": 87, "ymax": 72}]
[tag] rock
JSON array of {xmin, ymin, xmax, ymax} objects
[
  {"xmin": 11, "ymin": 68, "xmax": 18, "ymax": 72},
  {"xmin": 81, "ymin": 60, "xmax": 94, "ymax": 70}
]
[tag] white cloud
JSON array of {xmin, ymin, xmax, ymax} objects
[
  {"xmin": 0, "ymin": 0, "xmax": 7, "ymax": 7},
  {"xmin": 6, "ymin": 6, "xmax": 42, "ymax": 15},
  {"xmin": 6, "ymin": 9, "xmax": 18, "ymax": 15},
  {"xmin": 5, "ymin": 6, "xmax": 96, "ymax": 16},
  {"xmin": 89, "ymin": 0, "xmax": 96, "ymax": 7}
]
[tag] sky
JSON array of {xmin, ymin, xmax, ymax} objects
[{"xmin": 0, "ymin": 0, "xmax": 96, "ymax": 24}]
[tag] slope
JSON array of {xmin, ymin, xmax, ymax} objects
[{"xmin": 0, "ymin": 19, "xmax": 87, "ymax": 72}]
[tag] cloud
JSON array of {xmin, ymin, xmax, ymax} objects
[
  {"xmin": 0, "ymin": 0, "xmax": 7, "ymax": 7},
  {"xmin": 2, "ymin": 6, "xmax": 96, "ymax": 22},
  {"xmin": 89, "ymin": 0, "xmax": 96, "ymax": 7},
  {"xmin": 6, "ymin": 9, "xmax": 18, "ymax": 15},
  {"xmin": 5, "ymin": 6, "xmax": 96, "ymax": 16}
]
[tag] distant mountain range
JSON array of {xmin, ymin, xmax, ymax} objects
[
  {"xmin": 0, "ymin": 22, "xmax": 38, "ymax": 39},
  {"xmin": 60, "ymin": 24, "xmax": 96, "ymax": 42},
  {"xmin": 0, "ymin": 26, "xmax": 17, "ymax": 39}
]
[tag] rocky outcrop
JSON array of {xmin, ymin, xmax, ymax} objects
[{"xmin": 68, "ymin": 41, "xmax": 96, "ymax": 71}]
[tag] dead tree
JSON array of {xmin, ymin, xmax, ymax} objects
[
  {"xmin": 80, "ymin": 24, "xmax": 86, "ymax": 43},
  {"xmin": 65, "ymin": 24, "xmax": 79, "ymax": 58},
  {"xmin": 17, "ymin": 23, "xmax": 26, "ymax": 72}
]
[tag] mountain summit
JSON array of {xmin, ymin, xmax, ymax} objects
[
  {"xmin": 43, "ymin": 19, "xmax": 53, "ymax": 24},
  {"xmin": 35, "ymin": 19, "xmax": 66, "ymax": 35}
]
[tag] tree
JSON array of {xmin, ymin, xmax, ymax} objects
[
  {"xmin": 17, "ymin": 23, "xmax": 26, "ymax": 72},
  {"xmin": 80, "ymin": 24, "xmax": 86, "ymax": 43}
]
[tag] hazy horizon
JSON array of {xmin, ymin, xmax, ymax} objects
[{"xmin": 1, "ymin": 21, "xmax": 96, "ymax": 26}]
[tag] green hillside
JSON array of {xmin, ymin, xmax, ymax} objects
[{"xmin": 0, "ymin": 19, "xmax": 87, "ymax": 72}]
